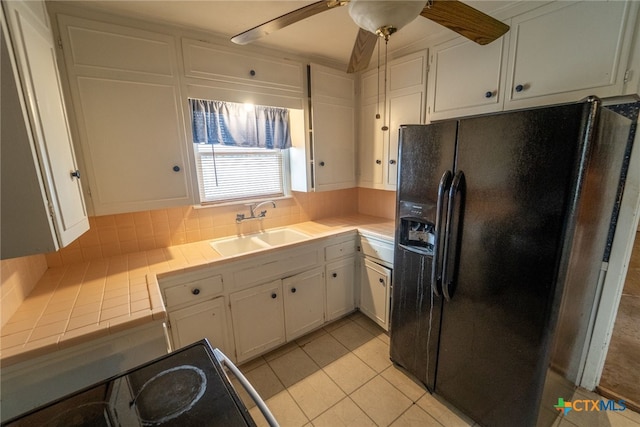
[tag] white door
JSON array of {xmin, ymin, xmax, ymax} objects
[
  {"xmin": 283, "ymin": 267, "xmax": 325, "ymax": 340},
  {"xmin": 360, "ymin": 258, "xmax": 391, "ymax": 331},
  {"xmin": 3, "ymin": 1, "xmax": 88, "ymax": 246},
  {"xmin": 230, "ymin": 280, "xmax": 285, "ymax": 362},
  {"xmin": 310, "ymin": 64, "xmax": 355, "ymax": 191},
  {"xmin": 169, "ymin": 297, "xmax": 229, "ymax": 355},
  {"xmin": 505, "ymin": 0, "xmax": 634, "ymax": 109},
  {"xmin": 326, "ymin": 257, "xmax": 356, "ymax": 321},
  {"xmin": 427, "ymin": 37, "xmax": 506, "ymax": 120}
]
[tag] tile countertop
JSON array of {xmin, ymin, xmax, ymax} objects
[{"xmin": 0, "ymin": 215, "xmax": 394, "ymax": 367}]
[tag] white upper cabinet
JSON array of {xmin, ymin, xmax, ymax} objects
[
  {"xmin": 56, "ymin": 15, "xmax": 193, "ymax": 215},
  {"xmin": 504, "ymin": 1, "xmax": 637, "ymax": 110},
  {"xmin": 427, "ymin": 36, "xmax": 507, "ymax": 121},
  {"xmin": 358, "ymin": 50, "xmax": 427, "ymax": 190},
  {"xmin": 1, "ymin": 1, "xmax": 88, "ymax": 259},
  {"xmin": 182, "ymin": 39, "xmax": 304, "ymax": 94},
  {"xmin": 293, "ymin": 64, "xmax": 355, "ymax": 192},
  {"xmin": 425, "ymin": 1, "xmax": 638, "ymax": 119}
]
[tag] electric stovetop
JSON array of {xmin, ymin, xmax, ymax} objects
[{"xmin": 3, "ymin": 340, "xmax": 257, "ymax": 427}]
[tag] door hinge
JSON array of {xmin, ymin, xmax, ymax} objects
[
  {"xmin": 57, "ymin": 37, "xmax": 63, "ymax": 50},
  {"xmin": 623, "ymin": 69, "xmax": 632, "ymax": 84},
  {"xmin": 165, "ymin": 319, "xmax": 171, "ymax": 329},
  {"xmin": 47, "ymin": 202, "xmax": 55, "ymax": 219}
]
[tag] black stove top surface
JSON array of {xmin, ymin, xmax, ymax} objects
[{"xmin": 3, "ymin": 341, "xmax": 256, "ymax": 427}]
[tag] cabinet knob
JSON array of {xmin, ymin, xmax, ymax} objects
[
  {"xmin": 70, "ymin": 170, "xmax": 81, "ymax": 179},
  {"xmin": 271, "ymin": 293, "xmax": 277, "ymax": 299},
  {"xmin": 515, "ymin": 84, "xmax": 525, "ymax": 93},
  {"xmin": 379, "ymin": 278, "xmax": 385, "ymax": 284},
  {"xmin": 375, "ymin": 159, "xmax": 382, "ymax": 165},
  {"xmin": 250, "ymin": 69, "xmax": 256, "ymax": 76},
  {"xmin": 485, "ymin": 91, "xmax": 494, "ymax": 98},
  {"xmin": 332, "ymin": 272, "xmax": 337, "ymax": 278},
  {"xmin": 291, "ymin": 287, "xmax": 297, "ymax": 293},
  {"xmin": 192, "ymin": 288, "xmax": 200, "ymax": 295},
  {"xmin": 389, "ymin": 159, "xmax": 396, "ymax": 165},
  {"xmin": 319, "ymin": 161, "xmax": 325, "ymax": 166},
  {"xmin": 172, "ymin": 165, "xmax": 181, "ymax": 172}
]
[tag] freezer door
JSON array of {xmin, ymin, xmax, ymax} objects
[
  {"xmin": 391, "ymin": 121, "xmax": 456, "ymax": 391},
  {"xmin": 435, "ymin": 103, "xmax": 592, "ymax": 426}
]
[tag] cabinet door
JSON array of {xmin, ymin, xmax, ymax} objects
[
  {"xmin": 56, "ymin": 15, "xmax": 193, "ymax": 215},
  {"xmin": 2, "ymin": 1, "xmax": 88, "ymax": 253},
  {"xmin": 230, "ymin": 280, "xmax": 285, "ymax": 362},
  {"xmin": 385, "ymin": 51, "xmax": 427, "ymax": 190},
  {"xmin": 326, "ymin": 257, "xmax": 356, "ymax": 321},
  {"xmin": 505, "ymin": 1, "xmax": 636, "ymax": 109},
  {"xmin": 360, "ymin": 257, "xmax": 391, "ymax": 331},
  {"xmin": 427, "ymin": 37, "xmax": 506, "ymax": 121},
  {"xmin": 169, "ymin": 297, "xmax": 230, "ymax": 355},
  {"xmin": 358, "ymin": 69, "xmax": 385, "ymax": 188},
  {"xmin": 310, "ymin": 64, "xmax": 355, "ymax": 191},
  {"xmin": 283, "ymin": 267, "xmax": 325, "ymax": 341}
]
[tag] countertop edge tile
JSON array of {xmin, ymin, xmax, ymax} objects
[{"xmin": 58, "ymin": 324, "xmax": 110, "ymax": 350}]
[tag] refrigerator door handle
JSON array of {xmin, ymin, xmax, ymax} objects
[
  {"xmin": 432, "ymin": 170, "xmax": 453, "ymax": 296},
  {"xmin": 442, "ymin": 171, "xmax": 464, "ymax": 301}
]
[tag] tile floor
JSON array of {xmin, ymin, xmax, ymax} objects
[{"xmin": 233, "ymin": 311, "xmax": 640, "ymax": 427}]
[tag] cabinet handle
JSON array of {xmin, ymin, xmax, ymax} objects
[
  {"xmin": 332, "ymin": 272, "xmax": 337, "ymax": 278},
  {"xmin": 172, "ymin": 165, "xmax": 181, "ymax": 172},
  {"xmin": 192, "ymin": 288, "xmax": 200, "ymax": 295},
  {"xmin": 389, "ymin": 160, "xmax": 396, "ymax": 165},
  {"xmin": 250, "ymin": 69, "xmax": 256, "ymax": 76},
  {"xmin": 291, "ymin": 287, "xmax": 297, "ymax": 293},
  {"xmin": 379, "ymin": 278, "xmax": 385, "ymax": 284},
  {"xmin": 319, "ymin": 161, "xmax": 325, "ymax": 166},
  {"xmin": 376, "ymin": 159, "xmax": 382, "ymax": 165},
  {"xmin": 70, "ymin": 170, "xmax": 81, "ymax": 179},
  {"xmin": 485, "ymin": 91, "xmax": 494, "ymax": 98},
  {"xmin": 515, "ymin": 84, "xmax": 525, "ymax": 93},
  {"xmin": 271, "ymin": 293, "xmax": 277, "ymax": 299}
]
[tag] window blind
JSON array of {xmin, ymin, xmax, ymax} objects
[{"xmin": 195, "ymin": 145, "xmax": 284, "ymax": 203}]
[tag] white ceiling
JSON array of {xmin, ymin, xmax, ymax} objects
[{"xmin": 67, "ymin": 1, "xmax": 514, "ymax": 68}]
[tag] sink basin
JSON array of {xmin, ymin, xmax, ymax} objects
[
  {"xmin": 210, "ymin": 235, "xmax": 270, "ymax": 256},
  {"xmin": 210, "ymin": 228, "xmax": 310, "ymax": 256},
  {"xmin": 253, "ymin": 228, "xmax": 310, "ymax": 246}
]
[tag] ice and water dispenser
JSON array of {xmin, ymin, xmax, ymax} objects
[{"xmin": 398, "ymin": 201, "xmax": 436, "ymax": 256}]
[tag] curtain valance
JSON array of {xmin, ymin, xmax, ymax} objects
[{"xmin": 189, "ymin": 99, "xmax": 292, "ymax": 149}]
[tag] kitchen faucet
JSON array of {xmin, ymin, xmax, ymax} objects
[{"xmin": 236, "ymin": 201, "xmax": 276, "ymax": 223}]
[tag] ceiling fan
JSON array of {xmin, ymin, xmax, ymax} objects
[{"xmin": 231, "ymin": 0, "xmax": 510, "ymax": 73}]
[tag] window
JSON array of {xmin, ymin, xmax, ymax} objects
[{"xmin": 189, "ymin": 99, "xmax": 292, "ymax": 204}]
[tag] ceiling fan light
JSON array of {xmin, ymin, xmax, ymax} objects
[{"xmin": 348, "ymin": 0, "xmax": 425, "ymax": 37}]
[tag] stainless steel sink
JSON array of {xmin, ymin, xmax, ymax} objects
[{"xmin": 210, "ymin": 228, "xmax": 310, "ymax": 256}]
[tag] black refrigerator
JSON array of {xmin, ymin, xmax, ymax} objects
[{"xmin": 390, "ymin": 96, "xmax": 639, "ymax": 427}]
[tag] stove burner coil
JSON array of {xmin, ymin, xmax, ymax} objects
[{"xmin": 130, "ymin": 365, "xmax": 207, "ymax": 425}]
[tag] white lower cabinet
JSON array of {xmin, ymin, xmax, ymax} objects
[
  {"xmin": 360, "ymin": 257, "xmax": 392, "ymax": 331},
  {"xmin": 326, "ymin": 257, "xmax": 356, "ymax": 321},
  {"xmin": 230, "ymin": 280, "xmax": 286, "ymax": 363},
  {"xmin": 283, "ymin": 267, "xmax": 325, "ymax": 341},
  {"xmin": 168, "ymin": 297, "xmax": 229, "ymax": 355}
]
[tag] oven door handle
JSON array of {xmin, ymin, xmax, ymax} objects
[{"xmin": 213, "ymin": 348, "xmax": 279, "ymax": 427}]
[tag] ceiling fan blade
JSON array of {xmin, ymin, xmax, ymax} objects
[
  {"xmin": 421, "ymin": 0, "xmax": 509, "ymax": 45},
  {"xmin": 347, "ymin": 28, "xmax": 378, "ymax": 73},
  {"xmin": 231, "ymin": 1, "xmax": 343, "ymax": 45}
]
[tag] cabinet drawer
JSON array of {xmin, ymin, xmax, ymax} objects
[
  {"xmin": 360, "ymin": 236, "xmax": 394, "ymax": 265},
  {"xmin": 163, "ymin": 274, "xmax": 223, "ymax": 308},
  {"xmin": 325, "ymin": 240, "xmax": 356, "ymax": 261}
]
